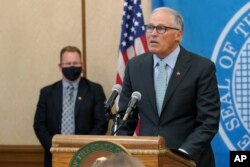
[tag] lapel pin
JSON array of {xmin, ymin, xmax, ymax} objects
[
  {"xmin": 78, "ymin": 96, "xmax": 82, "ymax": 100},
  {"xmin": 176, "ymin": 72, "xmax": 181, "ymax": 76}
]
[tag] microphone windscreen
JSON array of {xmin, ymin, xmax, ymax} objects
[
  {"xmin": 112, "ymin": 84, "xmax": 122, "ymax": 94},
  {"xmin": 131, "ymin": 91, "xmax": 142, "ymax": 101}
]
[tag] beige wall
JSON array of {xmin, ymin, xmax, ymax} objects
[{"xmin": 0, "ymin": 0, "xmax": 151, "ymax": 145}]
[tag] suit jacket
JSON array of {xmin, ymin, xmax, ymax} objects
[
  {"xmin": 117, "ymin": 46, "xmax": 220, "ymax": 167},
  {"xmin": 33, "ymin": 77, "xmax": 108, "ymax": 167}
]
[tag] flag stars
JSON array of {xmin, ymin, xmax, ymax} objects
[
  {"xmin": 128, "ymin": 5, "xmax": 133, "ymax": 10},
  {"xmin": 119, "ymin": 0, "xmax": 147, "ymax": 52},
  {"xmin": 137, "ymin": 12, "xmax": 142, "ymax": 18},
  {"xmin": 121, "ymin": 41, "xmax": 126, "ymax": 47},
  {"xmin": 124, "ymin": 1, "xmax": 128, "ymax": 7},
  {"xmin": 134, "ymin": 21, "xmax": 139, "ymax": 26},
  {"xmin": 131, "ymin": 27, "xmax": 135, "ymax": 32},
  {"xmin": 141, "ymin": 25, "xmax": 145, "ymax": 31}
]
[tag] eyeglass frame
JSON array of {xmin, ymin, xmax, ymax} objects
[{"xmin": 145, "ymin": 24, "xmax": 180, "ymax": 34}]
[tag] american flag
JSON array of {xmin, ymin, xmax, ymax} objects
[
  {"xmin": 116, "ymin": 0, "xmax": 149, "ymax": 135},
  {"xmin": 116, "ymin": 0, "xmax": 148, "ymax": 85}
]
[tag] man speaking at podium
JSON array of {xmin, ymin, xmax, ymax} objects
[{"xmin": 117, "ymin": 7, "xmax": 220, "ymax": 167}]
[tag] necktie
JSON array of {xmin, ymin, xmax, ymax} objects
[
  {"xmin": 61, "ymin": 85, "xmax": 75, "ymax": 134},
  {"xmin": 155, "ymin": 60, "xmax": 167, "ymax": 116}
]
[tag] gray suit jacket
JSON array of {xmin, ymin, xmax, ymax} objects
[{"xmin": 117, "ymin": 46, "xmax": 220, "ymax": 167}]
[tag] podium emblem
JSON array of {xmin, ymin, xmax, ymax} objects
[{"xmin": 69, "ymin": 141, "xmax": 129, "ymax": 167}]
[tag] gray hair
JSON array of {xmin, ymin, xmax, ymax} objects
[{"xmin": 152, "ymin": 7, "xmax": 184, "ymax": 31}]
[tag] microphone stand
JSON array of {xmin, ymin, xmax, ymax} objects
[
  {"xmin": 111, "ymin": 114, "xmax": 127, "ymax": 136},
  {"xmin": 104, "ymin": 107, "xmax": 122, "ymax": 136},
  {"xmin": 112, "ymin": 114, "xmax": 121, "ymax": 136}
]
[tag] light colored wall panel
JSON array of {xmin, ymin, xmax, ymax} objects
[
  {"xmin": 0, "ymin": 0, "xmax": 82, "ymax": 144},
  {"xmin": 0, "ymin": 0, "xmax": 151, "ymax": 144}
]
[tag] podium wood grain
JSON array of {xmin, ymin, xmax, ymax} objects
[{"xmin": 51, "ymin": 135, "xmax": 196, "ymax": 167}]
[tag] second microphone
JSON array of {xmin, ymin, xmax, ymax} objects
[{"xmin": 122, "ymin": 91, "xmax": 142, "ymax": 121}]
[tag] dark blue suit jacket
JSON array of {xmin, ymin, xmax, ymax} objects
[
  {"xmin": 33, "ymin": 77, "xmax": 108, "ymax": 167},
  {"xmin": 117, "ymin": 46, "xmax": 220, "ymax": 167}
]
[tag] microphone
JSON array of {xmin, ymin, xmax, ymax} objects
[
  {"xmin": 104, "ymin": 84, "xmax": 122, "ymax": 112},
  {"xmin": 122, "ymin": 91, "xmax": 142, "ymax": 121}
]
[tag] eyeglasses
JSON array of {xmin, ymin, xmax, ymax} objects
[
  {"xmin": 145, "ymin": 24, "xmax": 180, "ymax": 34},
  {"xmin": 60, "ymin": 62, "xmax": 82, "ymax": 67}
]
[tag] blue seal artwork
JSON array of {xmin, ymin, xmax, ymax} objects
[{"xmin": 212, "ymin": 2, "xmax": 250, "ymax": 151}]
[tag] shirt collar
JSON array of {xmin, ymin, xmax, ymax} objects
[
  {"xmin": 62, "ymin": 77, "xmax": 81, "ymax": 89},
  {"xmin": 153, "ymin": 45, "xmax": 180, "ymax": 69}
]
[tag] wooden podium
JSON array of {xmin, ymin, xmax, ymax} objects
[{"xmin": 51, "ymin": 135, "xmax": 196, "ymax": 167}]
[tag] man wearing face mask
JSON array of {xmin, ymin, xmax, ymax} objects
[{"xmin": 33, "ymin": 46, "xmax": 108, "ymax": 167}]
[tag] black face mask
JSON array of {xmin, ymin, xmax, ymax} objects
[{"xmin": 62, "ymin": 66, "xmax": 82, "ymax": 81}]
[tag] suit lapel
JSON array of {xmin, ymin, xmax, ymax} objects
[
  {"xmin": 53, "ymin": 81, "xmax": 63, "ymax": 126},
  {"xmin": 75, "ymin": 78, "xmax": 88, "ymax": 116},
  {"xmin": 162, "ymin": 47, "xmax": 191, "ymax": 112},
  {"xmin": 140, "ymin": 53, "xmax": 159, "ymax": 120}
]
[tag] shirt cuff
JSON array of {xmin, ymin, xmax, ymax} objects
[{"xmin": 178, "ymin": 148, "xmax": 189, "ymax": 155}]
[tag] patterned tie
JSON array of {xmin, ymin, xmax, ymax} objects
[
  {"xmin": 155, "ymin": 60, "xmax": 167, "ymax": 116},
  {"xmin": 61, "ymin": 85, "xmax": 75, "ymax": 134}
]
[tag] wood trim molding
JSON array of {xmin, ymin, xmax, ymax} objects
[
  {"xmin": 0, "ymin": 145, "xmax": 44, "ymax": 167},
  {"xmin": 81, "ymin": 0, "xmax": 86, "ymax": 77}
]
